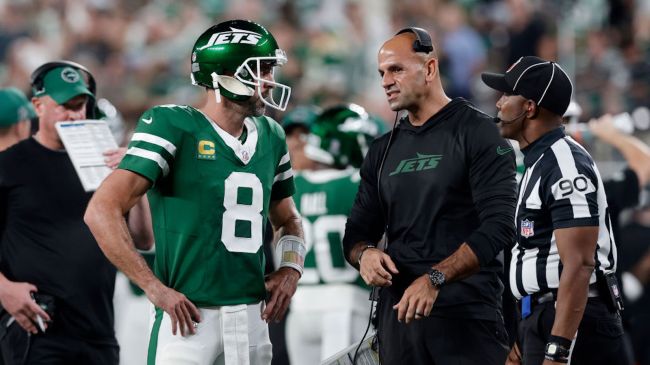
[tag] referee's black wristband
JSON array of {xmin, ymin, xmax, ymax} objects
[
  {"xmin": 544, "ymin": 335, "xmax": 572, "ymax": 363},
  {"xmin": 548, "ymin": 335, "xmax": 572, "ymax": 350}
]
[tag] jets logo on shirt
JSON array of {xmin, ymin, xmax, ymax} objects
[
  {"xmin": 197, "ymin": 28, "xmax": 262, "ymax": 50},
  {"xmin": 389, "ymin": 153, "xmax": 442, "ymax": 176}
]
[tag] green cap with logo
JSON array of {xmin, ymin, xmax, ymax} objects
[
  {"xmin": 0, "ymin": 87, "xmax": 37, "ymax": 127},
  {"xmin": 32, "ymin": 66, "xmax": 94, "ymax": 104}
]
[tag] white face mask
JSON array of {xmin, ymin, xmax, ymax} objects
[{"xmin": 233, "ymin": 51, "xmax": 292, "ymax": 111}]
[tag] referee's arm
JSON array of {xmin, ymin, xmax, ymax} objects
[
  {"xmin": 552, "ymin": 226, "xmax": 598, "ymax": 340},
  {"xmin": 544, "ymin": 154, "xmax": 601, "ymax": 343}
]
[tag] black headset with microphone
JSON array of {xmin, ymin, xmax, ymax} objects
[
  {"xmin": 494, "ymin": 110, "xmax": 527, "ymax": 125},
  {"xmin": 353, "ymin": 26, "xmax": 435, "ymax": 365},
  {"xmin": 30, "ymin": 60, "xmax": 98, "ymax": 119},
  {"xmin": 377, "ymin": 26, "xmax": 434, "ymax": 220},
  {"xmin": 395, "ymin": 27, "xmax": 434, "ymax": 54},
  {"xmin": 493, "ymin": 101, "xmax": 538, "ymax": 125}
]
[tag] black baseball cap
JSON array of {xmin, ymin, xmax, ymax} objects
[{"xmin": 481, "ymin": 56, "xmax": 573, "ymax": 116}]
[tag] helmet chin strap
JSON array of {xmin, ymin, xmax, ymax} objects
[{"xmin": 211, "ymin": 72, "xmax": 222, "ymax": 104}]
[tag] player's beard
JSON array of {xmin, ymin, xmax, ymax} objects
[{"xmin": 250, "ymin": 91, "xmax": 267, "ymax": 117}]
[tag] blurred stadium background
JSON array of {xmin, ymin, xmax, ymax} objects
[{"xmin": 1, "ymin": 0, "xmax": 648, "ymax": 146}]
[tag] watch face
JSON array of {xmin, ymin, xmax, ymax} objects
[
  {"xmin": 547, "ymin": 344, "xmax": 557, "ymax": 354},
  {"xmin": 429, "ymin": 269, "xmax": 445, "ymax": 286}
]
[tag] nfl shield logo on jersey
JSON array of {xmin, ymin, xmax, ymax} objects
[{"xmin": 521, "ymin": 219, "xmax": 535, "ymax": 238}]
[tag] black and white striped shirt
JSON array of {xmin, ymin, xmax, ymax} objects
[{"xmin": 510, "ymin": 128, "xmax": 617, "ymax": 299}]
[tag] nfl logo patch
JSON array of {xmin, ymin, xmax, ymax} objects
[{"xmin": 521, "ymin": 219, "xmax": 535, "ymax": 238}]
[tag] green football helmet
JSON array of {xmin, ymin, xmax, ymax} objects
[
  {"xmin": 191, "ymin": 19, "xmax": 291, "ymax": 111},
  {"xmin": 281, "ymin": 105, "xmax": 321, "ymax": 133},
  {"xmin": 305, "ymin": 104, "xmax": 386, "ymax": 168}
]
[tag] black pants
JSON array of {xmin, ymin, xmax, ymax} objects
[
  {"xmin": 518, "ymin": 297, "xmax": 631, "ymax": 365},
  {"xmin": 0, "ymin": 321, "xmax": 118, "ymax": 365},
  {"xmin": 377, "ymin": 289, "xmax": 509, "ymax": 365}
]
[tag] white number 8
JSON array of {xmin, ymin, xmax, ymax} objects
[{"xmin": 222, "ymin": 172, "xmax": 263, "ymax": 253}]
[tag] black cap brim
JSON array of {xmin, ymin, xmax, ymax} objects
[{"xmin": 481, "ymin": 72, "xmax": 513, "ymax": 94}]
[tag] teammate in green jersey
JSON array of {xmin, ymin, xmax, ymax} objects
[
  {"xmin": 285, "ymin": 104, "xmax": 385, "ymax": 364},
  {"xmin": 85, "ymin": 20, "xmax": 305, "ymax": 365}
]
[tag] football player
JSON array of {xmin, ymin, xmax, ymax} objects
[
  {"xmin": 286, "ymin": 104, "xmax": 385, "ymax": 364},
  {"xmin": 85, "ymin": 20, "xmax": 305, "ymax": 365},
  {"xmin": 281, "ymin": 105, "xmax": 320, "ymax": 172}
]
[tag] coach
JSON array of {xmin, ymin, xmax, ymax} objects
[{"xmin": 342, "ymin": 27, "xmax": 516, "ymax": 364}]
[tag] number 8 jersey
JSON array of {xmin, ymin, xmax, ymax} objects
[{"xmin": 119, "ymin": 105, "xmax": 295, "ymax": 306}]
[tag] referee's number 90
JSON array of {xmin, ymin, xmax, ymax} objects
[{"xmin": 558, "ymin": 176, "xmax": 589, "ymax": 197}]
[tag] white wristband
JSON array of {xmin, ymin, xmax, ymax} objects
[{"xmin": 275, "ymin": 235, "xmax": 306, "ymax": 277}]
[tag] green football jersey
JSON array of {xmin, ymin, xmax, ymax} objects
[
  {"xmin": 119, "ymin": 105, "xmax": 294, "ymax": 306},
  {"xmin": 293, "ymin": 169, "xmax": 366, "ymax": 287}
]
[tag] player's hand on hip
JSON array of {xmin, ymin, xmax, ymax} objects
[
  {"xmin": 0, "ymin": 281, "xmax": 50, "ymax": 334},
  {"xmin": 359, "ymin": 248, "xmax": 399, "ymax": 287},
  {"xmin": 542, "ymin": 360, "xmax": 565, "ymax": 365},
  {"xmin": 263, "ymin": 267, "xmax": 299, "ymax": 323},
  {"xmin": 393, "ymin": 274, "xmax": 438, "ymax": 324},
  {"xmin": 147, "ymin": 283, "xmax": 201, "ymax": 336},
  {"xmin": 505, "ymin": 344, "xmax": 522, "ymax": 365},
  {"xmin": 103, "ymin": 147, "xmax": 127, "ymax": 169}
]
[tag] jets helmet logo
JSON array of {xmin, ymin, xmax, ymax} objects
[
  {"xmin": 61, "ymin": 67, "xmax": 80, "ymax": 83},
  {"xmin": 197, "ymin": 28, "xmax": 262, "ymax": 50}
]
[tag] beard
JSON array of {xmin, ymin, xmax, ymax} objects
[
  {"xmin": 252, "ymin": 95, "xmax": 266, "ymax": 116},
  {"xmin": 229, "ymin": 92, "xmax": 266, "ymax": 117}
]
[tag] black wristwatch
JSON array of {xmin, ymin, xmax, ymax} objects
[
  {"xmin": 427, "ymin": 268, "xmax": 446, "ymax": 288},
  {"xmin": 544, "ymin": 340, "xmax": 571, "ymax": 363}
]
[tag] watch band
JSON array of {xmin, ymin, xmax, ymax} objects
[{"xmin": 357, "ymin": 244, "xmax": 376, "ymax": 265}]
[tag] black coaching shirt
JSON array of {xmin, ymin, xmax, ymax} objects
[
  {"xmin": 343, "ymin": 98, "xmax": 517, "ymax": 320},
  {"xmin": 0, "ymin": 137, "xmax": 117, "ymax": 344},
  {"xmin": 510, "ymin": 128, "xmax": 617, "ymax": 300}
]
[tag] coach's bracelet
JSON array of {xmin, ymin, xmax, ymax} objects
[
  {"xmin": 544, "ymin": 335, "xmax": 572, "ymax": 363},
  {"xmin": 275, "ymin": 235, "xmax": 306, "ymax": 277},
  {"xmin": 357, "ymin": 244, "xmax": 376, "ymax": 266}
]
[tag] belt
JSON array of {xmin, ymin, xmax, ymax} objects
[
  {"xmin": 528, "ymin": 283, "xmax": 600, "ymax": 306},
  {"xmin": 530, "ymin": 290, "xmax": 556, "ymax": 305}
]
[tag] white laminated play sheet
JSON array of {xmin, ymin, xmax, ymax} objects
[{"xmin": 55, "ymin": 119, "xmax": 118, "ymax": 192}]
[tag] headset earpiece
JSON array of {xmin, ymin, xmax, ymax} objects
[
  {"xmin": 30, "ymin": 60, "xmax": 98, "ymax": 119},
  {"xmin": 395, "ymin": 27, "xmax": 433, "ymax": 54}
]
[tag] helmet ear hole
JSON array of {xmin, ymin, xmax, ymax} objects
[{"xmin": 219, "ymin": 76, "xmax": 254, "ymax": 97}]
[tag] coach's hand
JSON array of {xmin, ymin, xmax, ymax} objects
[
  {"xmin": 263, "ymin": 267, "xmax": 299, "ymax": 323},
  {"xmin": 147, "ymin": 282, "xmax": 201, "ymax": 337},
  {"xmin": 359, "ymin": 248, "xmax": 399, "ymax": 287},
  {"xmin": 393, "ymin": 274, "xmax": 438, "ymax": 324},
  {"xmin": 103, "ymin": 147, "xmax": 127, "ymax": 169},
  {"xmin": 0, "ymin": 280, "xmax": 50, "ymax": 334}
]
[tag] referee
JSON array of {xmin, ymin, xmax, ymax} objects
[{"xmin": 482, "ymin": 56, "xmax": 630, "ymax": 365}]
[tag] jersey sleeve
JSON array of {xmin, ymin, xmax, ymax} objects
[
  {"xmin": 269, "ymin": 120, "xmax": 295, "ymax": 201},
  {"xmin": 542, "ymin": 142, "xmax": 600, "ymax": 229},
  {"xmin": 465, "ymin": 117, "xmax": 518, "ymax": 267},
  {"xmin": 118, "ymin": 107, "xmax": 182, "ymax": 184},
  {"xmin": 342, "ymin": 137, "xmax": 387, "ymax": 264}
]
